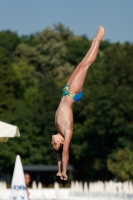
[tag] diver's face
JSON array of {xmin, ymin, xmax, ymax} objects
[{"xmin": 51, "ymin": 134, "xmax": 61, "ymax": 151}]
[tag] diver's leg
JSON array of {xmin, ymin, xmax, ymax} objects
[{"xmin": 67, "ymin": 26, "xmax": 104, "ymax": 94}]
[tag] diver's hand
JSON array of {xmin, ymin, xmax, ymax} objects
[
  {"xmin": 56, "ymin": 171, "xmax": 62, "ymax": 177},
  {"xmin": 60, "ymin": 173, "xmax": 68, "ymax": 181}
]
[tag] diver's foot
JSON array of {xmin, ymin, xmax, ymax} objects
[{"xmin": 94, "ymin": 26, "xmax": 104, "ymax": 42}]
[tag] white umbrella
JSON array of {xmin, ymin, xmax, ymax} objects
[
  {"xmin": 0, "ymin": 121, "xmax": 20, "ymax": 142},
  {"xmin": 9, "ymin": 155, "xmax": 28, "ymax": 200}
]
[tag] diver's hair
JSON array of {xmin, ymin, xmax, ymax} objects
[
  {"xmin": 53, "ymin": 141, "xmax": 72, "ymax": 154},
  {"xmin": 54, "ymin": 143, "xmax": 63, "ymax": 154}
]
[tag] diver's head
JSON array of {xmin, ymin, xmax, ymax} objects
[{"xmin": 51, "ymin": 133, "xmax": 64, "ymax": 152}]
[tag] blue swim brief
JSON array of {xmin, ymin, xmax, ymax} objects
[{"xmin": 62, "ymin": 84, "xmax": 83, "ymax": 102}]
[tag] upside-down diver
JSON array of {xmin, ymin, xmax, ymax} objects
[{"xmin": 51, "ymin": 26, "xmax": 105, "ymax": 181}]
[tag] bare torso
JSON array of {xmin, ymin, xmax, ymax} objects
[{"xmin": 55, "ymin": 96, "xmax": 74, "ymax": 136}]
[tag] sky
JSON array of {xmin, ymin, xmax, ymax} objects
[{"xmin": 0, "ymin": 0, "xmax": 133, "ymax": 43}]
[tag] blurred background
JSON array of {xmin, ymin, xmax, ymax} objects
[{"xmin": 0, "ymin": 0, "xmax": 133, "ymax": 188}]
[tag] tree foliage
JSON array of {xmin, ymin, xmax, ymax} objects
[{"xmin": 0, "ymin": 26, "xmax": 133, "ymax": 182}]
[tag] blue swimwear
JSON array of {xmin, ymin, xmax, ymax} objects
[{"xmin": 62, "ymin": 84, "xmax": 83, "ymax": 102}]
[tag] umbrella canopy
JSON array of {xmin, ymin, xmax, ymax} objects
[
  {"xmin": 0, "ymin": 121, "xmax": 20, "ymax": 142},
  {"xmin": 9, "ymin": 155, "xmax": 28, "ymax": 200}
]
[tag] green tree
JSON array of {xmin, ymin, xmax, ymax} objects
[
  {"xmin": 53, "ymin": 23, "xmax": 73, "ymax": 40},
  {"xmin": 107, "ymin": 148, "xmax": 133, "ymax": 181},
  {"xmin": 0, "ymin": 49, "xmax": 16, "ymax": 116},
  {"xmin": 0, "ymin": 30, "xmax": 21, "ymax": 60},
  {"xmin": 0, "ymin": 27, "xmax": 133, "ymax": 183}
]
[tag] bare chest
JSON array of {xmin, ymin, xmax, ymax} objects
[{"xmin": 55, "ymin": 105, "xmax": 73, "ymax": 134}]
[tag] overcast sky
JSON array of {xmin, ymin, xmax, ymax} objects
[{"xmin": 0, "ymin": 0, "xmax": 133, "ymax": 43}]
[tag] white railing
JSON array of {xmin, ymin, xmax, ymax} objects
[{"xmin": 0, "ymin": 180, "xmax": 133, "ymax": 200}]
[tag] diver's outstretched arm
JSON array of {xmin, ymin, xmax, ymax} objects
[{"xmin": 56, "ymin": 153, "xmax": 62, "ymax": 177}]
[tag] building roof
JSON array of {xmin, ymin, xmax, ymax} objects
[{"xmin": 23, "ymin": 165, "xmax": 74, "ymax": 171}]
